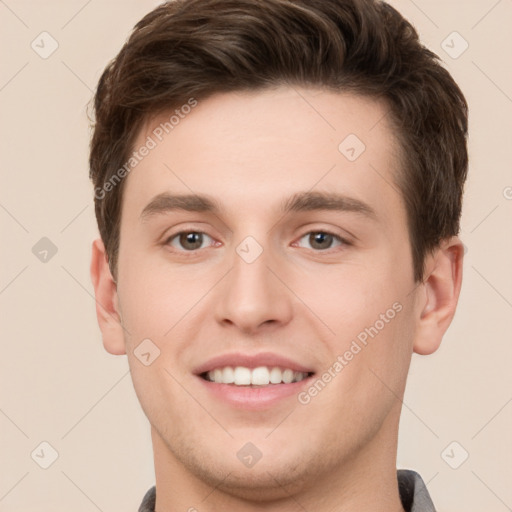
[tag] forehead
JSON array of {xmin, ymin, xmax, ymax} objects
[{"xmin": 121, "ymin": 86, "xmax": 404, "ymax": 226}]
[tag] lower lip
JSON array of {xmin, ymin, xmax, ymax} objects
[{"xmin": 196, "ymin": 375, "xmax": 314, "ymax": 410}]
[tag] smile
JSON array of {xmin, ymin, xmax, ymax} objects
[{"xmin": 201, "ymin": 366, "xmax": 313, "ymax": 386}]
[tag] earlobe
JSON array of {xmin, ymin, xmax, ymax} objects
[
  {"xmin": 413, "ymin": 237, "xmax": 464, "ymax": 355},
  {"xmin": 90, "ymin": 238, "xmax": 126, "ymax": 355}
]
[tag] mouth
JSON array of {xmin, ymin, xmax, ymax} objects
[{"xmin": 193, "ymin": 352, "xmax": 316, "ymax": 409}]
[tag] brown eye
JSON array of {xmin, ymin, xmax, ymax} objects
[
  {"xmin": 167, "ymin": 231, "xmax": 211, "ymax": 251},
  {"xmin": 309, "ymin": 232, "xmax": 334, "ymax": 250},
  {"xmin": 297, "ymin": 231, "xmax": 345, "ymax": 251}
]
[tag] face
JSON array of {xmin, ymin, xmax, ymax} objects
[{"xmin": 114, "ymin": 87, "xmax": 424, "ymax": 497}]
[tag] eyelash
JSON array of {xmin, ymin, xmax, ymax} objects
[{"xmin": 163, "ymin": 229, "xmax": 351, "ymax": 255}]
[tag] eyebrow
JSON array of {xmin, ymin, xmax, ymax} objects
[{"xmin": 140, "ymin": 190, "xmax": 377, "ymax": 221}]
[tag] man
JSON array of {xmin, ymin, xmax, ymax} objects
[{"xmin": 89, "ymin": 0, "xmax": 468, "ymax": 510}]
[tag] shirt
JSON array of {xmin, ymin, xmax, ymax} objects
[{"xmin": 138, "ymin": 469, "xmax": 436, "ymax": 511}]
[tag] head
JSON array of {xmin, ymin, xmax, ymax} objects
[{"xmin": 90, "ymin": 0, "xmax": 467, "ymax": 502}]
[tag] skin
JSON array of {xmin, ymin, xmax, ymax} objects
[{"xmin": 91, "ymin": 86, "xmax": 464, "ymax": 511}]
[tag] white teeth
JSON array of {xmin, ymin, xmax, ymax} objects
[
  {"xmin": 251, "ymin": 366, "xmax": 270, "ymax": 385},
  {"xmin": 204, "ymin": 366, "xmax": 310, "ymax": 386},
  {"xmin": 222, "ymin": 366, "xmax": 235, "ymax": 384},
  {"xmin": 282, "ymin": 369, "xmax": 294, "ymax": 384},
  {"xmin": 233, "ymin": 366, "xmax": 251, "ymax": 385},
  {"xmin": 269, "ymin": 367, "xmax": 282, "ymax": 384}
]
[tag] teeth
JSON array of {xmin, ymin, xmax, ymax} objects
[
  {"xmin": 251, "ymin": 366, "xmax": 270, "ymax": 385},
  {"xmin": 233, "ymin": 367, "xmax": 251, "ymax": 385},
  {"xmin": 282, "ymin": 369, "xmax": 294, "ymax": 384},
  {"xmin": 269, "ymin": 367, "xmax": 283, "ymax": 384},
  {"xmin": 222, "ymin": 366, "xmax": 235, "ymax": 384},
  {"xmin": 204, "ymin": 366, "xmax": 310, "ymax": 386}
]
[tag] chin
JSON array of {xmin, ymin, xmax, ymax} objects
[
  {"xmin": 207, "ymin": 460, "xmax": 316, "ymax": 502},
  {"xmin": 174, "ymin": 437, "xmax": 325, "ymax": 501}
]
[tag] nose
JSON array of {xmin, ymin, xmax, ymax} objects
[{"xmin": 213, "ymin": 240, "xmax": 294, "ymax": 335}]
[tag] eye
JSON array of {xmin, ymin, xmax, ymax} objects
[
  {"xmin": 295, "ymin": 231, "xmax": 347, "ymax": 251},
  {"xmin": 166, "ymin": 231, "xmax": 214, "ymax": 251}
]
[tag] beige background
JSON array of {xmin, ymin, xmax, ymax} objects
[{"xmin": 1, "ymin": 0, "xmax": 511, "ymax": 510}]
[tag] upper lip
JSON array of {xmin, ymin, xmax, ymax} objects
[{"xmin": 193, "ymin": 352, "xmax": 315, "ymax": 375}]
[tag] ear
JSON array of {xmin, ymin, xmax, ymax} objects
[
  {"xmin": 90, "ymin": 238, "xmax": 126, "ymax": 355},
  {"xmin": 413, "ymin": 236, "xmax": 464, "ymax": 355}
]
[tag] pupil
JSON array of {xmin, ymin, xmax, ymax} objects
[
  {"xmin": 311, "ymin": 232, "xmax": 332, "ymax": 250},
  {"xmin": 181, "ymin": 232, "xmax": 202, "ymax": 250}
]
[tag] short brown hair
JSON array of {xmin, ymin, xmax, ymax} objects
[{"xmin": 89, "ymin": 0, "xmax": 468, "ymax": 282}]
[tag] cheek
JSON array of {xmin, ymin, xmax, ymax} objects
[
  {"xmin": 301, "ymin": 261, "xmax": 415, "ymax": 390},
  {"xmin": 300, "ymin": 265, "xmax": 402, "ymax": 339},
  {"xmin": 117, "ymin": 258, "xmax": 207, "ymax": 344},
  {"xmin": 335, "ymin": 297, "xmax": 416, "ymax": 406}
]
